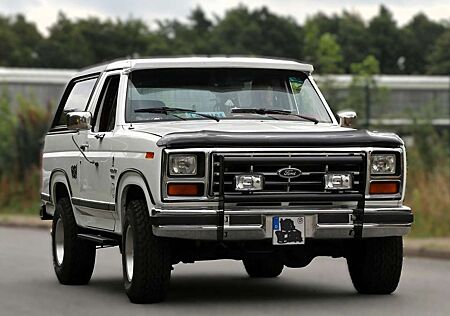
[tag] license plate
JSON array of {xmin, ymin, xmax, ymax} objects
[{"xmin": 272, "ymin": 216, "xmax": 305, "ymax": 245}]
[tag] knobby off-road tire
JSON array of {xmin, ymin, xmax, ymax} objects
[
  {"xmin": 347, "ymin": 236, "xmax": 403, "ymax": 294},
  {"xmin": 122, "ymin": 199, "xmax": 171, "ymax": 304},
  {"xmin": 243, "ymin": 255, "xmax": 284, "ymax": 278},
  {"xmin": 51, "ymin": 197, "xmax": 96, "ymax": 285}
]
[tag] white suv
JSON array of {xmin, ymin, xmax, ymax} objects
[{"xmin": 40, "ymin": 57, "xmax": 413, "ymax": 303}]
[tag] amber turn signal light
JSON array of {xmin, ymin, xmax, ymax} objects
[
  {"xmin": 369, "ymin": 181, "xmax": 399, "ymax": 194},
  {"xmin": 167, "ymin": 183, "xmax": 202, "ymax": 196}
]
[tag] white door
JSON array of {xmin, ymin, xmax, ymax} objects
[{"xmin": 78, "ymin": 74, "xmax": 121, "ymax": 231}]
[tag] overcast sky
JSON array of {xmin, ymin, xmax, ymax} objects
[{"xmin": 1, "ymin": 0, "xmax": 448, "ymax": 35}]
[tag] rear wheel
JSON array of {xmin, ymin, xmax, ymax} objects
[
  {"xmin": 122, "ymin": 199, "xmax": 171, "ymax": 304},
  {"xmin": 51, "ymin": 197, "xmax": 96, "ymax": 285},
  {"xmin": 347, "ymin": 237, "xmax": 403, "ymax": 294},
  {"xmin": 243, "ymin": 255, "xmax": 284, "ymax": 278}
]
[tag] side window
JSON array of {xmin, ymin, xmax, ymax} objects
[
  {"xmin": 52, "ymin": 77, "xmax": 97, "ymax": 128},
  {"xmin": 93, "ymin": 75, "xmax": 120, "ymax": 132}
]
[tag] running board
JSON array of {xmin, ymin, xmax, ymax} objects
[{"xmin": 77, "ymin": 233, "xmax": 119, "ymax": 246}]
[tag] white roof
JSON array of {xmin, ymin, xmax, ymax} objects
[{"xmin": 102, "ymin": 56, "xmax": 314, "ymax": 73}]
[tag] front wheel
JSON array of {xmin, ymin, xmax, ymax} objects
[
  {"xmin": 122, "ymin": 199, "xmax": 171, "ymax": 304},
  {"xmin": 347, "ymin": 236, "xmax": 403, "ymax": 294}
]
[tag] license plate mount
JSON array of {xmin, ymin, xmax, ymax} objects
[{"xmin": 272, "ymin": 216, "xmax": 305, "ymax": 245}]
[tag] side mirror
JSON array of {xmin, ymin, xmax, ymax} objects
[
  {"xmin": 67, "ymin": 112, "xmax": 92, "ymax": 131},
  {"xmin": 337, "ymin": 111, "xmax": 357, "ymax": 127}
]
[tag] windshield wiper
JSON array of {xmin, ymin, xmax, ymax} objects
[
  {"xmin": 231, "ymin": 108, "xmax": 319, "ymax": 124},
  {"xmin": 135, "ymin": 107, "xmax": 220, "ymax": 122}
]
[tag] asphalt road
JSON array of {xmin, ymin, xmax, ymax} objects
[{"xmin": 1, "ymin": 227, "xmax": 449, "ymax": 316}]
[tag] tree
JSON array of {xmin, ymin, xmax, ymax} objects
[
  {"xmin": 346, "ymin": 55, "xmax": 387, "ymax": 125},
  {"xmin": 427, "ymin": 29, "xmax": 450, "ymax": 74},
  {"xmin": 0, "ymin": 14, "xmax": 42, "ymax": 67},
  {"xmin": 302, "ymin": 21, "xmax": 320, "ymax": 63},
  {"xmin": 336, "ymin": 11, "xmax": 369, "ymax": 72},
  {"xmin": 210, "ymin": 6, "xmax": 302, "ymax": 58},
  {"xmin": 367, "ymin": 6, "xmax": 403, "ymax": 73},
  {"xmin": 402, "ymin": 13, "xmax": 445, "ymax": 74},
  {"xmin": 316, "ymin": 33, "xmax": 344, "ymax": 73}
]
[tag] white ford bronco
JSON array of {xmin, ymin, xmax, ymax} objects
[{"xmin": 40, "ymin": 57, "xmax": 413, "ymax": 303}]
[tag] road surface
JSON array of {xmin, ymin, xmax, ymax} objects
[{"xmin": 1, "ymin": 226, "xmax": 449, "ymax": 315}]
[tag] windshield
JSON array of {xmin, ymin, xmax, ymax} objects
[{"xmin": 126, "ymin": 68, "xmax": 332, "ymax": 123}]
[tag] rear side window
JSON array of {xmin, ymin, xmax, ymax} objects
[{"xmin": 52, "ymin": 77, "xmax": 97, "ymax": 128}]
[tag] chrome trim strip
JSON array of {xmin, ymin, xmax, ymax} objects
[{"xmin": 153, "ymin": 206, "xmax": 411, "ymax": 216}]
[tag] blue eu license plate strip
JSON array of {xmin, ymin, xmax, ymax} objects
[{"xmin": 273, "ymin": 216, "xmax": 280, "ymax": 230}]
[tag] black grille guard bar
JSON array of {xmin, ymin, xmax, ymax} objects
[
  {"xmin": 216, "ymin": 154, "xmax": 367, "ymax": 240},
  {"xmin": 223, "ymin": 156, "xmax": 364, "ymax": 165}
]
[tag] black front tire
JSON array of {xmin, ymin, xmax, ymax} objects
[
  {"xmin": 51, "ymin": 197, "xmax": 96, "ymax": 285},
  {"xmin": 122, "ymin": 199, "xmax": 171, "ymax": 304},
  {"xmin": 243, "ymin": 255, "xmax": 284, "ymax": 278},
  {"xmin": 347, "ymin": 236, "xmax": 403, "ymax": 294}
]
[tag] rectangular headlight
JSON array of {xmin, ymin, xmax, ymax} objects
[
  {"xmin": 169, "ymin": 154, "xmax": 197, "ymax": 176},
  {"xmin": 370, "ymin": 154, "xmax": 396, "ymax": 175}
]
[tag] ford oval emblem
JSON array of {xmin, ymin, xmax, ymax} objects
[{"xmin": 277, "ymin": 167, "xmax": 302, "ymax": 179}]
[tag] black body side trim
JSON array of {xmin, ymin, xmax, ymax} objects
[
  {"xmin": 157, "ymin": 130, "xmax": 404, "ymax": 148},
  {"xmin": 72, "ymin": 197, "xmax": 115, "ymax": 211}
]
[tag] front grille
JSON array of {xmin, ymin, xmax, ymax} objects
[{"xmin": 210, "ymin": 152, "xmax": 366, "ymax": 202}]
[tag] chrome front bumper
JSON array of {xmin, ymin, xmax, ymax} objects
[{"xmin": 151, "ymin": 206, "xmax": 413, "ymax": 240}]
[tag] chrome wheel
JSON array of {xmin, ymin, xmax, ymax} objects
[
  {"xmin": 55, "ymin": 217, "xmax": 65, "ymax": 265},
  {"xmin": 125, "ymin": 225, "xmax": 134, "ymax": 282}
]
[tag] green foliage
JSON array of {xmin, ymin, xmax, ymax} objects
[
  {"xmin": 0, "ymin": 14, "xmax": 42, "ymax": 67},
  {"xmin": 0, "ymin": 93, "xmax": 50, "ymax": 214},
  {"xmin": 367, "ymin": 6, "xmax": 402, "ymax": 74},
  {"xmin": 0, "ymin": 93, "xmax": 17, "ymax": 174},
  {"xmin": 402, "ymin": 13, "xmax": 446, "ymax": 74},
  {"xmin": 316, "ymin": 33, "xmax": 344, "ymax": 74},
  {"xmin": 427, "ymin": 29, "xmax": 450, "ymax": 74},
  {"xmin": 336, "ymin": 12, "xmax": 369, "ymax": 73},
  {"xmin": 0, "ymin": 5, "xmax": 449, "ymax": 73},
  {"xmin": 404, "ymin": 120, "xmax": 449, "ymax": 237}
]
